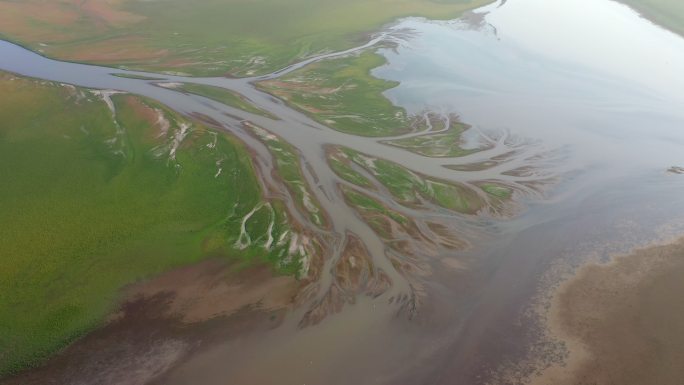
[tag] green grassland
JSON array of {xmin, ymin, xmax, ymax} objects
[
  {"xmin": 384, "ymin": 118, "xmax": 481, "ymax": 157},
  {"xmin": 335, "ymin": 147, "xmax": 486, "ymax": 214},
  {"xmin": 342, "ymin": 187, "xmax": 411, "ymax": 239},
  {"xmin": 327, "ymin": 147, "xmax": 374, "ymax": 188},
  {"xmin": 343, "ymin": 188, "xmax": 409, "ymax": 226},
  {"xmin": 0, "ymin": 73, "xmax": 299, "ymax": 375},
  {"xmin": 479, "ymin": 183, "xmax": 513, "ymax": 199},
  {"xmin": 0, "ymin": 0, "xmax": 493, "ymax": 76},
  {"xmin": 618, "ymin": 0, "xmax": 684, "ymax": 36},
  {"xmin": 257, "ymin": 52, "xmax": 489, "ymax": 144},
  {"xmin": 258, "ymin": 52, "xmax": 415, "ymax": 136}
]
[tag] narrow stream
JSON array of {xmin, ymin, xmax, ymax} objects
[{"xmin": 2, "ymin": 0, "xmax": 684, "ymax": 383}]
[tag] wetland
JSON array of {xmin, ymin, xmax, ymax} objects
[{"xmin": 2, "ymin": 0, "xmax": 684, "ymax": 384}]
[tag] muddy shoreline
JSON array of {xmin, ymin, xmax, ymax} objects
[
  {"xmin": 517, "ymin": 238, "xmax": 684, "ymax": 385},
  {"xmin": 1, "ymin": 260, "xmax": 298, "ymax": 385}
]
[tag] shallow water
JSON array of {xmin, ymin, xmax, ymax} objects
[{"xmin": 3, "ymin": 0, "xmax": 684, "ymax": 383}]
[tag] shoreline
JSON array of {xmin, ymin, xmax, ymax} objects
[
  {"xmin": 614, "ymin": 0, "xmax": 684, "ymax": 38},
  {"xmin": 523, "ymin": 237, "xmax": 684, "ymax": 384},
  {"xmin": 0, "ymin": 259, "xmax": 299, "ymax": 385},
  {"xmin": 0, "ymin": 1, "xmax": 495, "ymax": 78}
]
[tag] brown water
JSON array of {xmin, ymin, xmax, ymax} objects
[{"xmin": 2, "ymin": 0, "xmax": 684, "ymax": 383}]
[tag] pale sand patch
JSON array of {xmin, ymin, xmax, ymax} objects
[
  {"xmin": 441, "ymin": 257, "xmax": 467, "ymax": 270},
  {"xmin": 526, "ymin": 238, "xmax": 684, "ymax": 385}
]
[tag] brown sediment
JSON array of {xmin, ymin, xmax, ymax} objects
[
  {"xmin": 123, "ymin": 96, "xmax": 172, "ymax": 141},
  {"xmin": 472, "ymin": 181, "xmax": 522, "ymax": 218},
  {"xmin": 440, "ymin": 256, "xmax": 467, "ymax": 270},
  {"xmin": 299, "ymin": 233, "xmax": 391, "ymax": 327},
  {"xmin": 124, "ymin": 259, "xmax": 299, "ymax": 324},
  {"xmin": 340, "ymin": 185, "xmax": 450, "ymax": 257},
  {"xmin": 1, "ymin": 259, "xmax": 298, "ymax": 385},
  {"xmin": 446, "ymin": 160, "xmax": 500, "ymax": 172},
  {"xmin": 0, "ymin": 3, "xmax": 81, "ymax": 42},
  {"xmin": 503, "ymin": 166, "xmax": 539, "ymax": 178},
  {"xmin": 338, "ymin": 180, "xmax": 477, "ymax": 321},
  {"xmin": 517, "ymin": 178, "xmax": 557, "ymax": 196},
  {"xmin": 427, "ymin": 222, "xmax": 469, "ymax": 250},
  {"xmin": 521, "ymin": 237, "xmax": 684, "ymax": 385},
  {"xmin": 125, "ymin": 96, "xmax": 158, "ymax": 125},
  {"xmin": 122, "ymin": 96, "xmax": 214, "ymax": 151}
]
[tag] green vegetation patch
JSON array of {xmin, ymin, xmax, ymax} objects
[
  {"xmin": 343, "ymin": 187, "xmax": 409, "ymax": 226},
  {"xmin": 257, "ymin": 51, "xmax": 416, "ymax": 136},
  {"xmin": 339, "ymin": 147, "xmax": 484, "ymax": 214},
  {"xmin": 480, "ymin": 183, "xmax": 513, "ymax": 199},
  {"xmin": 384, "ymin": 118, "xmax": 482, "ymax": 157},
  {"xmin": 618, "ymin": 0, "xmax": 684, "ymax": 36},
  {"xmin": 327, "ymin": 147, "xmax": 374, "ymax": 188},
  {"xmin": 0, "ymin": 74, "xmax": 297, "ymax": 376}
]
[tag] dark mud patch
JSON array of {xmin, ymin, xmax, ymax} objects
[
  {"xmin": 667, "ymin": 166, "xmax": 684, "ymax": 174},
  {"xmin": 2, "ymin": 260, "xmax": 297, "ymax": 385}
]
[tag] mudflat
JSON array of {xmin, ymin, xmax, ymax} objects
[
  {"xmin": 1, "ymin": 259, "xmax": 297, "ymax": 385},
  {"xmin": 528, "ymin": 238, "xmax": 684, "ymax": 385}
]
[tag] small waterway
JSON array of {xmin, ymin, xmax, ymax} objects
[{"xmin": 2, "ymin": 0, "xmax": 684, "ymax": 383}]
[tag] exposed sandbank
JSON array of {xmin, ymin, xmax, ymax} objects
[{"xmin": 526, "ymin": 238, "xmax": 684, "ymax": 385}]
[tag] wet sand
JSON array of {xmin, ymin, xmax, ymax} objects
[{"xmin": 525, "ymin": 238, "xmax": 684, "ymax": 385}]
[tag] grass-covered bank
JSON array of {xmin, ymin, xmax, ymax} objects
[
  {"xmin": 257, "ymin": 51, "xmax": 412, "ymax": 136},
  {"xmin": 0, "ymin": 73, "xmax": 300, "ymax": 376},
  {"xmin": 617, "ymin": 0, "xmax": 684, "ymax": 36},
  {"xmin": 257, "ymin": 51, "xmax": 486, "ymax": 149},
  {"xmin": 330, "ymin": 147, "xmax": 506, "ymax": 215},
  {"xmin": 0, "ymin": 0, "xmax": 493, "ymax": 76}
]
